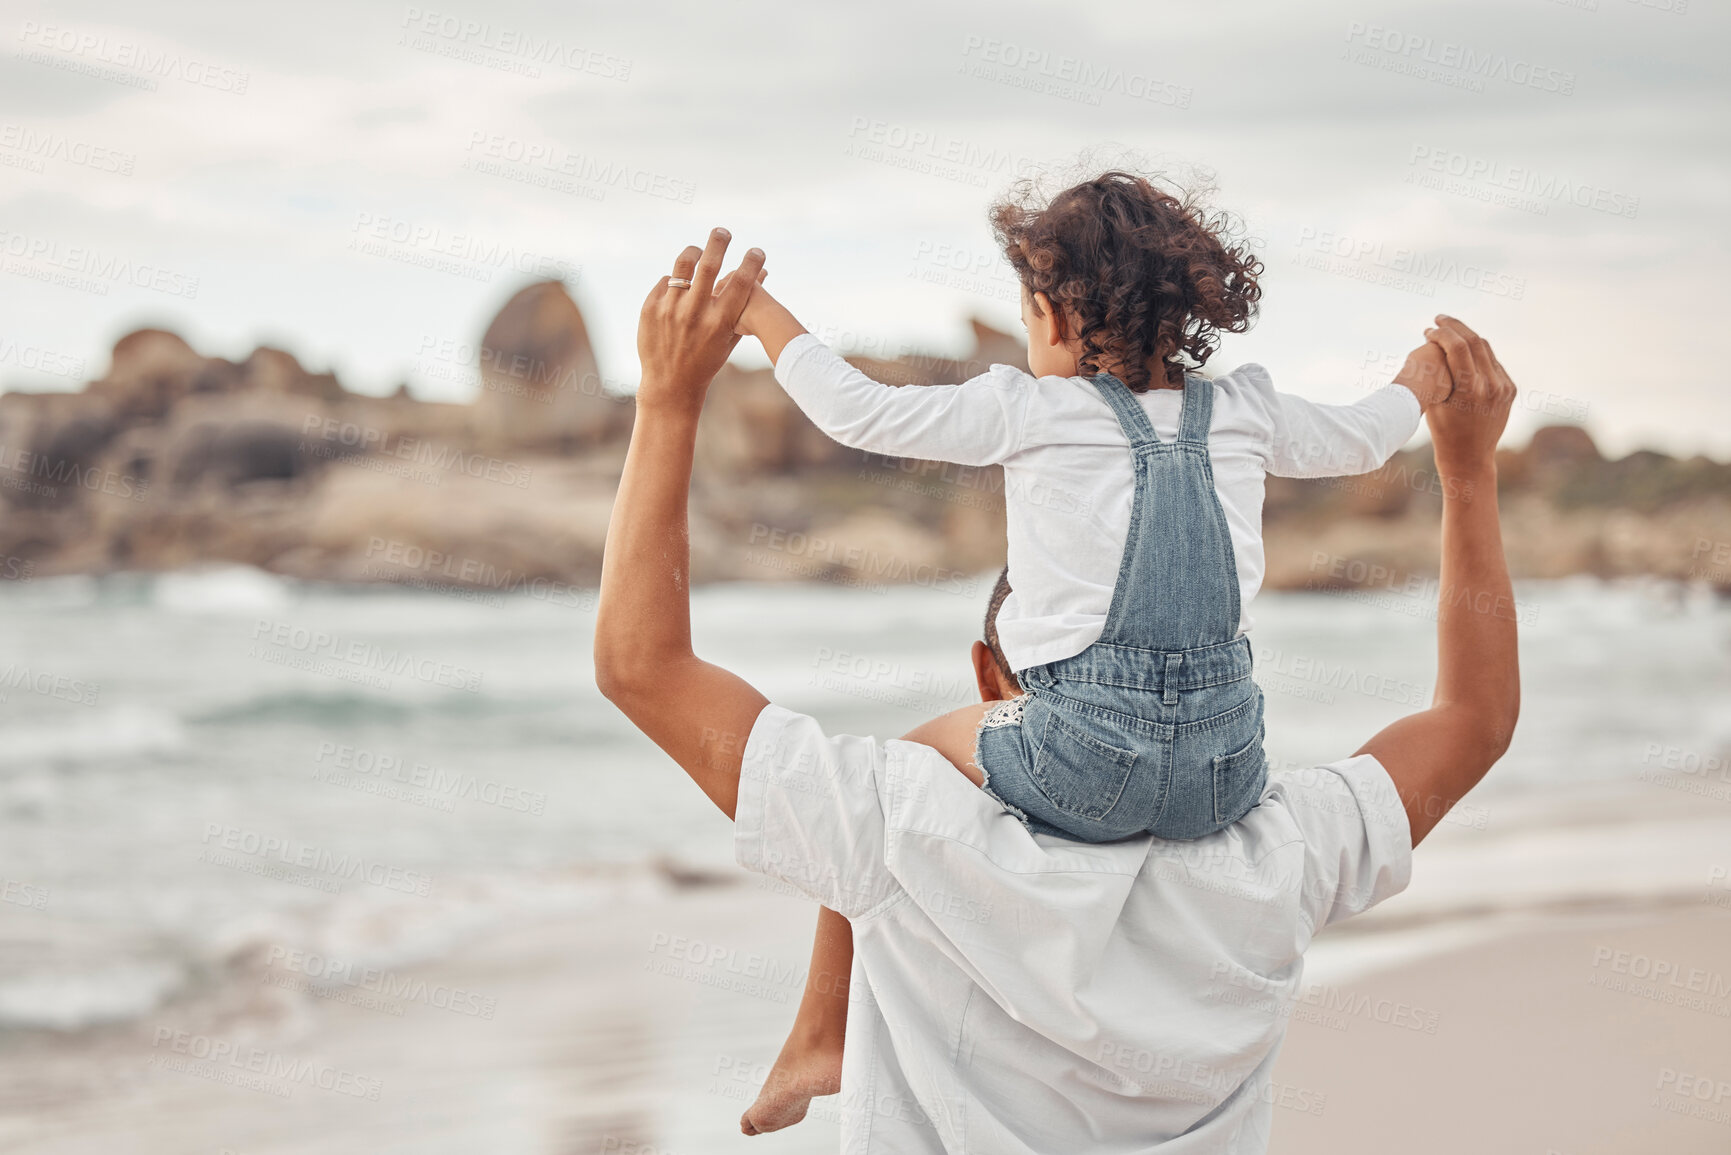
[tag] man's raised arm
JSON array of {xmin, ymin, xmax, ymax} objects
[
  {"xmin": 1356, "ymin": 317, "xmax": 1521, "ymax": 846},
  {"xmin": 593, "ymin": 229, "xmax": 769, "ymax": 820}
]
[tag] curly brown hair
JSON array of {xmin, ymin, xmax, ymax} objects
[{"xmin": 990, "ymin": 170, "xmax": 1263, "ymax": 391}]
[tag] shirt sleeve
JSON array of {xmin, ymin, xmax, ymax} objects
[
  {"xmin": 1272, "ymin": 755, "xmax": 1413, "ymax": 932},
  {"xmin": 772, "ymin": 333, "xmax": 1032, "ymax": 466},
  {"xmin": 734, "ymin": 703, "xmax": 904, "ymax": 920},
  {"xmin": 1244, "ymin": 365, "xmax": 1423, "ymax": 479}
]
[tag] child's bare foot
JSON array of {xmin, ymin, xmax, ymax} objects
[{"xmin": 739, "ymin": 1030, "xmax": 842, "ymax": 1135}]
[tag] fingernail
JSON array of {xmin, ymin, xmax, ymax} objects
[
  {"xmin": 748, "ymin": 248, "xmax": 763, "ymax": 258},
  {"xmin": 714, "ymin": 227, "xmax": 730, "ymax": 239}
]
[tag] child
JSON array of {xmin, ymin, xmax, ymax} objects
[{"xmin": 729, "ymin": 170, "xmax": 1453, "ymax": 1133}]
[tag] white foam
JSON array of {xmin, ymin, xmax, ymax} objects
[
  {"xmin": 0, "ymin": 704, "xmax": 185, "ymax": 765},
  {"xmin": 153, "ymin": 565, "xmax": 293, "ymax": 614},
  {"xmin": 0, "ymin": 960, "xmax": 185, "ymax": 1030}
]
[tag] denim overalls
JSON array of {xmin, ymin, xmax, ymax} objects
[{"xmin": 975, "ymin": 371, "xmax": 1268, "ymax": 842}]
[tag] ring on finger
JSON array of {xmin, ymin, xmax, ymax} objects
[{"xmin": 667, "ymin": 277, "xmax": 693, "ymax": 289}]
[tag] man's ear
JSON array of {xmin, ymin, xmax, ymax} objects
[{"xmin": 971, "ymin": 640, "xmax": 1018, "ymax": 703}]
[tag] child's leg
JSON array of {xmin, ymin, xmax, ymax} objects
[
  {"xmin": 741, "ymin": 704, "xmax": 994, "ymax": 1135},
  {"xmin": 899, "ymin": 702, "xmax": 994, "ymax": 788},
  {"xmin": 740, "ymin": 905, "xmax": 853, "ymax": 1135}
]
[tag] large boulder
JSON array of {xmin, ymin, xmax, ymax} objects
[
  {"xmin": 88, "ymin": 329, "xmax": 210, "ymax": 421},
  {"xmin": 474, "ymin": 280, "xmax": 631, "ymax": 452}
]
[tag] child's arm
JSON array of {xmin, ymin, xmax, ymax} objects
[
  {"xmin": 1262, "ymin": 339, "xmax": 1452, "ymax": 478},
  {"xmin": 736, "ymin": 282, "xmax": 1029, "ymax": 467}
]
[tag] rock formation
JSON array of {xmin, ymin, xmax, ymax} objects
[{"xmin": 1, "ymin": 278, "xmax": 1727, "ymax": 596}]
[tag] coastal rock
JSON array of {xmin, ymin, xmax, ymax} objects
[
  {"xmin": 474, "ymin": 280, "xmax": 631, "ymax": 453},
  {"xmin": 0, "ymin": 279, "xmax": 1725, "ymax": 595}
]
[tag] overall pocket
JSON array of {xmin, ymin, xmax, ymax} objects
[
  {"xmin": 1030, "ymin": 708, "xmax": 1138, "ymax": 822},
  {"xmin": 1212, "ymin": 722, "xmax": 1268, "ymax": 827}
]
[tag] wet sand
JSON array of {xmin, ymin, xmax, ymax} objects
[
  {"xmin": 5, "ymin": 792, "xmax": 1730, "ymax": 1155},
  {"xmin": 1274, "ymin": 904, "xmax": 1731, "ymax": 1155}
]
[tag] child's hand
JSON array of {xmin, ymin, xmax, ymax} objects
[
  {"xmin": 714, "ymin": 265, "xmax": 769, "ymax": 335},
  {"xmin": 1393, "ymin": 338, "xmax": 1454, "ymax": 410},
  {"xmin": 732, "ymin": 275, "xmax": 778, "ymax": 338},
  {"xmin": 727, "ymin": 277, "xmax": 809, "ymax": 366}
]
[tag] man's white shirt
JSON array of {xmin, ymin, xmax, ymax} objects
[{"xmin": 736, "ymin": 704, "xmax": 1413, "ymax": 1153}]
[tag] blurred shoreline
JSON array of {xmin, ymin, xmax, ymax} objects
[
  {"xmin": 2, "ymin": 283, "xmax": 1728, "ymax": 599},
  {"xmin": 1, "ymin": 571, "xmax": 1728, "ymax": 1150},
  {"xmin": 5, "ymin": 781, "xmax": 1729, "ymax": 1154}
]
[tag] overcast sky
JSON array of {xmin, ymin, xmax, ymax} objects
[{"xmin": 2, "ymin": 0, "xmax": 1725, "ymax": 455}]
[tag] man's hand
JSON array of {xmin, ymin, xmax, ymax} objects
[
  {"xmin": 1423, "ymin": 315, "xmax": 1517, "ymax": 477},
  {"xmin": 1392, "ymin": 339, "xmax": 1453, "ymax": 410},
  {"xmin": 594, "ymin": 232, "xmax": 777, "ymax": 820},
  {"xmin": 1357, "ymin": 314, "xmax": 1519, "ymax": 846},
  {"xmin": 635, "ymin": 227, "xmax": 764, "ymax": 415}
]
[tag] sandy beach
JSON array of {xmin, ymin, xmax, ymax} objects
[
  {"xmin": 5, "ymin": 778, "xmax": 1729, "ymax": 1155},
  {"xmin": 2, "ymin": 575, "xmax": 1726, "ymax": 1153}
]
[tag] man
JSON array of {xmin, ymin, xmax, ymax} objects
[{"xmin": 595, "ymin": 229, "xmax": 1520, "ymax": 1152}]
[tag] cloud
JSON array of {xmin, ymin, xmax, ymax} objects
[{"xmin": 0, "ymin": 0, "xmax": 1725, "ymax": 454}]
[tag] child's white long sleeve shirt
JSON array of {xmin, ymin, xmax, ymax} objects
[{"xmin": 773, "ymin": 334, "xmax": 1423, "ymax": 672}]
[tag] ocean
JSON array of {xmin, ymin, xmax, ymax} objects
[{"xmin": 1, "ymin": 569, "xmax": 1728, "ymax": 1040}]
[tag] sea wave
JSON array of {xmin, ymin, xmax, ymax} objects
[
  {"xmin": 0, "ymin": 704, "xmax": 186, "ymax": 766},
  {"xmin": 0, "ymin": 959, "xmax": 188, "ymax": 1031},
  {"xmin": 153, "ymin": 565, "xmax": 295, "ymax": 615}
]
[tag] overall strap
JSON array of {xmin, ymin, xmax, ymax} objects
[
  {"xmin": 1176, "ymin": 375, "xmax": 1214, "ymax": 446},
  {"xmin": 1091, "ymin": 373, "xmax": 1163, "ymax": 449}
]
